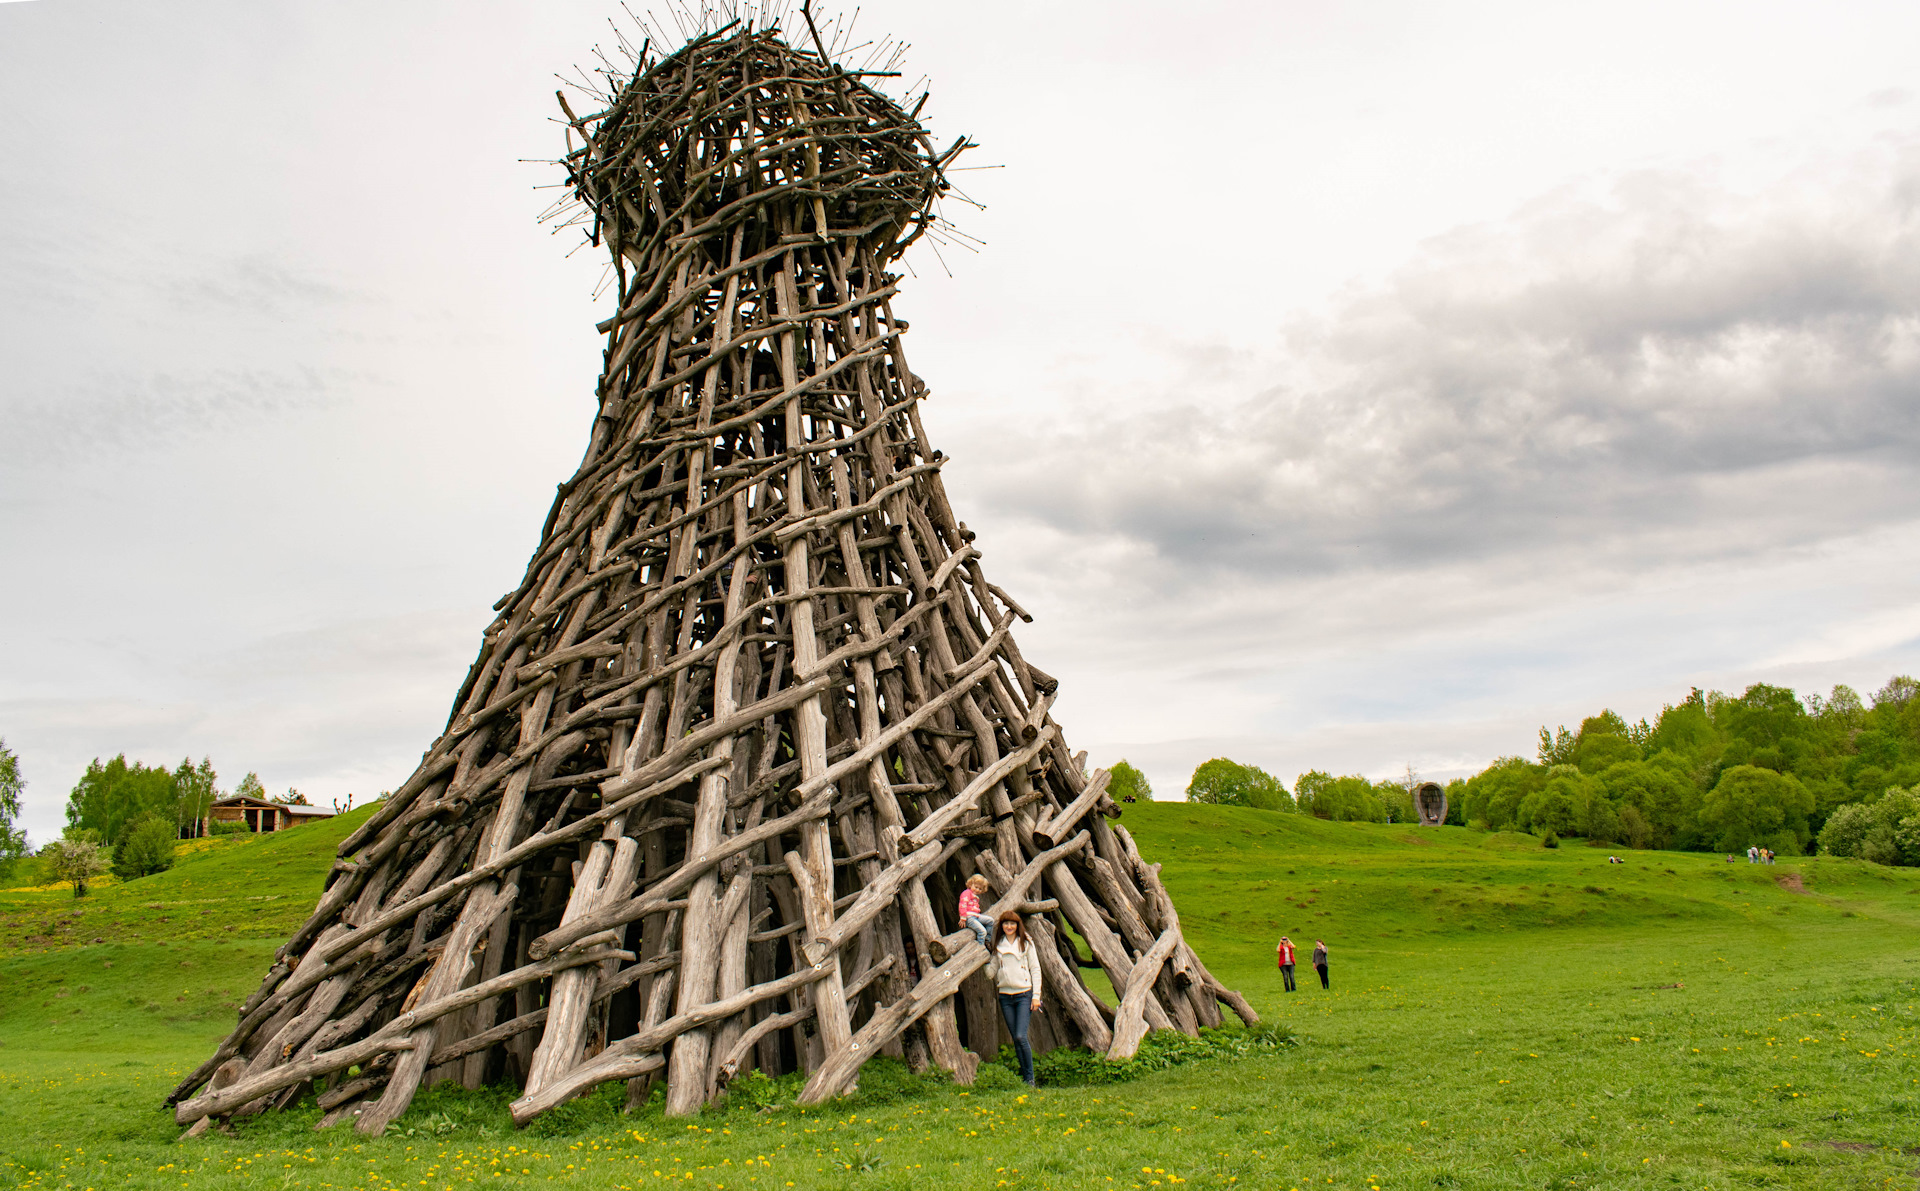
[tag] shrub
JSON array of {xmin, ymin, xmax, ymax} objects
[
  {"xmin": 1818, "ymin": 788, "xmax": 1920, "ymax": 866},
  {"xmin": 722, "ymin": 1067, "xmax": 806, "ymax": 1111},
  {"xmin": 971, "ymin": 1062, "xmax": 1027, "ymax": 1091},
  {"xmin": 112, "ymin": 817, "xmax": 177, "ymax": 880},
  {"xmin": 45, "ymin": 837, "xmax": 110, "ymax": 897},
  {"xmin": 995, "ymin": 1023, "xmax": 1296, "ymax": 1087},
  {"xmin": 1541, "ymin": 830, "xmax": 1559, "ymax": 849},
  {"xmin": 1818, "ymin": 802, "xmax": 1874, "ymax": 858}
]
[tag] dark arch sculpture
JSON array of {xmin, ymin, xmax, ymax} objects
[{"xmin": 1414, "ymin": 781, "xmax": 1448, "ymax": 826}]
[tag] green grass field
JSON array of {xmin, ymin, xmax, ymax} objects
[{"xmin": 5, "ymin": 803, "xmax": 1919, "ymax": 1191}]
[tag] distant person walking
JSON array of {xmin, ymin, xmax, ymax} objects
[
  {"xmin": 990, "ymin": 911, "xmax": 1043, "ymax": 1086},
  {"xmin": 1312, "ymin": 939, "xmax": 1330, "ymax": 990},
  {"xmin": 1747, "ymin": 846, "xmax": 1758, "ymax": 864},
  {"xmin": 1276, "ymin": 936, "xmax": 1298, "ymax": 992}
]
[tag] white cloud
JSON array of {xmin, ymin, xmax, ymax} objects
[
  {"xmin": 968, "ymin": 142, "xmax": 1920, "ymax": 587},
  {"xmin": 936, "ymin": 139, "xmax": 1920, "ymax": 796},
  {"xmin": 6, "ymin": 0, "xmax": 1920, "ymax": 835}
]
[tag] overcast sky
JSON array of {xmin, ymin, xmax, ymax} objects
[{"xmin": 4, "ymin": 0, "xmax": 1920, "ymax": 840}]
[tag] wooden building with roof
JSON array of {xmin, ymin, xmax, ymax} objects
[{"xmin": 206, "ymin": 794, "xmax": 335, "ymax": 834}]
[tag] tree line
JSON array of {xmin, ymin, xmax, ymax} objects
[
  {"xmin": 1456, "ymin": 677, "xmax": 1920, "ymax": 860},
  {"xmin": 1151, "ymin": 674, "xmax": 1920, "ymax": 865},
  {"xmin": 0, "ymin": 741, "xmax": 300, "ymax": 895},
  {"xmin": 1169, "ymin": 756, "xmax": 1427, "ymax": 823}
]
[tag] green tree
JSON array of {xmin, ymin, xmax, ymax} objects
[
  {"xmin": 1723, "ymin": 683, "xmax": 1810, "ymax": 750},
  {"xmin": 1646, "ymin": 690, "xmax": 1719, "ymax": 761},
  {"xmin": 1806, "ymin": 685, "xmax": 1867, "ymax": 757},
  {"xmin": 65, "ymin": 756, "xmax": 178, "ymax": 845},
  {"xmin": 113, "ymin": 816, "xmax": 177, "ymax": 880},
  {"xmin": 1580, "ymin": 711, "xmax": 1631, "ymax": 738},
  {"xmin": 1818, "ymin": 787, "xmax": 1920, "ymax": 865},
  {"xmin": 172, "ymin": 757, "xmax": 219, "ymax": 836},
  {"xmin": 0, "ymin": 738, "xmax": 27, "ymax": 876},
  {"xmin": 233, "ymin": 772, "xmax": 267, "ymax": 802},
  {"xmin": 1107, "ymin": 761, "xmax": 1152, "ymax": 803},
  {"xmin": 47, "ymin": 835, "xmax": 110, "ymax": 898},
  {"xmin": 1596, "ymin": 754, "xmax": 1701, "ymax": 849},
  {"xmin": 1872, "ymin": 675, "xmax": 1918, "ymax": 709},
  {"xmin": 1576, "ymin": 734, "xmax": 1639, "ymax": 775},
  {"xmin": 1858, "ymin": 677, "xmax": 1920, "ymax": 777},
  {"xmin": 1460, "ymin": 757, "xmax": 1544, "ymax": 831},
  {"xmin": 1296, "ymin": 773, "xmax": 1385, "ymax": 822},
  {"xmin": 1618, "ymin": 804, "xmax": 1654, "ymax": 849},
  {"xmin": 1451, "ymin": 675, "xmax": 1920, "ymax": 854},
  {"xmin": 1817, "ymin": 801, "xmax": 1874, "ymax": 859},
  {"xmin": 1698, "ymin": 765, "xmax": 1813, "ymax": 854},
  {"xmin": 1245, "ymin": 772, "xmax": 1295, "ymax": 812},
  {"xmin": 1379, "ymin": 771, "xmax": 1418, "ymax": 824},
  {"xmin": 1573, "ymin": 712, "xmax": 1641, "ymax": 775},
  {"xmin": 1186, "ymin": 758, "xmax": 1292, "ymax": 811},
  {"xmin": 1187, "ymin": 758, "xmax": 1248, "ymax": 805},
  {"xmin": 1517, "ymin": 765, "xmax": 1610, "ymax": 839},
  {"xmin": 1294, "ymin": 770, "xmax": 1332, "ymax": 812},
  {"xmin": 1537, "ymin": 726, "xmax": 1577, "ymax": 767}
]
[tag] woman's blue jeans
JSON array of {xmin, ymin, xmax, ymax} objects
[{"xmin": 997, "ymin": 992, "xmax": 1035, "ymax": 1085}]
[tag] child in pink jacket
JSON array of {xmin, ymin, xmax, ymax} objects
[{"xmin": 959, "ymin": 874, "xmax": 994, "ymax": 945}]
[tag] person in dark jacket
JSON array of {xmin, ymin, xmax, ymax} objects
[{"xmin": 1312, "ymin": 939, "xmax": 1329, "ymax": 989}]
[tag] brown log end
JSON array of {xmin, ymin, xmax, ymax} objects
[{"xmin": 951, "ymin": 1049, "xmax": 981, "ymax": 1085}]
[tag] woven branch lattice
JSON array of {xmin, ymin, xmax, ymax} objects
[{"xmin": 170, "ymin": 23, "xmax": 1253, "ymax": 1137}]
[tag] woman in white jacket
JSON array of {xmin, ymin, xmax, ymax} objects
[{"xmin": 990, "ymin": 910, "xmax": 1043, "ymax": 1086}]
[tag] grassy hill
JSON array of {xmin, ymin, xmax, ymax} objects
[
  {"xmin": 0, "ymin": 807, "xmax": 376, "ymax": 1061},
  {"xmin": 1133, "ymin": 801, "xmax": 1920, "ymax": 947},
  {"xmin": 4, "ymin": 801, "xmax": 1919, "ymax": 1190}
]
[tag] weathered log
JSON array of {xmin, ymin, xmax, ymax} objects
[
  {"xmin": 1033, "ymin": 768, "xmax": 1113, "ymax": 849},
  {"xmin": 176, "ymin": 942, "xmax": 629, "ymax": 1124},
  {"xmin": 1105, "ymin": 925, "xmax": 1184, "ymax": 1061}
]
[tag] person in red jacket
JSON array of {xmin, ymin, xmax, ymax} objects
[{"xmin": 1275, "ymin": 935, "xmax": 1297, "ymax": 992}]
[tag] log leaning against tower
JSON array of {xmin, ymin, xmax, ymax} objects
[{"xmin": 169, "ymin": 20, "xmax": 1254, "ymax": 1137}]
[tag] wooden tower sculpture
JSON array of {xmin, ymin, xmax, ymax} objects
[{"xmin": 170, "ymin": 20, "xmax": 1253, "ymax": 1137}]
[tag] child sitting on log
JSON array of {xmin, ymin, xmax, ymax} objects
[{"xmin": 960, "ymin": 874, "xmax": 994, "ymax": 945}]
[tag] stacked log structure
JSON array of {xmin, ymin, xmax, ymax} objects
[{"xmin": 170, "ymin": 21, "xmax": 1253, "ymax": 1137}]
